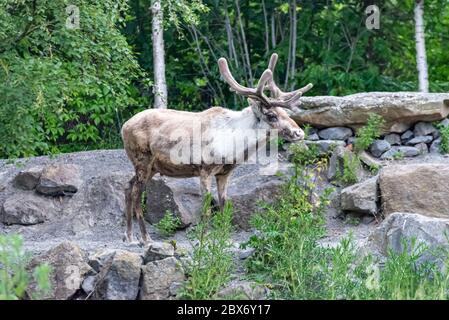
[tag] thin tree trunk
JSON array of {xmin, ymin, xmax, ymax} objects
[
  {"xmin": 414, "ymin": 0, "xmax": 429, "ymax": 92},
  {"xmin": 151, "ymin": 0, "xmax": 167, "ymax": 108},
  {"xmin": 224, "ymin": 0, "xmax": 239, "ymax": 67},
  {"xmin": 284, "ymin": 0, "xmax": 293, "ymax": 88},
  {"xmin": 271, "ymin": 12, "xmax": 276, "ymax": 48},
  {"xmin": 289, "ymin": 0, "xmax": 297, "ymax": 90},
  {"xmin": 235, "ymin": 0, "xmax": 253, "ymax": 86},
  {"xmin": 262, "ymin": 0, "xmax": 270, "ymax": 55}
]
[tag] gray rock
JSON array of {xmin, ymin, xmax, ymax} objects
[
  {"xmin": 430, "ymin": 138, "xmax": 441, "ymax": 153},
  {"xmin": 368, "ymin": 213, "xmax": 449, "ymax": 266},
  {"xmin": 81, "ymin": 275, "xmax": 96, "ymax": 295},
  {"xmin": 290, "ymin": 92, "xmax": 449, "ymax": 134},
  {"xmin": 400, "ymin": 130, "xmax": 414, "ymax": 143},
  {"xmin": 359, "ymin": 151, "xmax": 382, "ymax": 170},
  {"xmin": 318, "ymin": 127, "xmax": 353, "ymax": 140},
  {"xmin": 13, "ymin": 167, "xmax": 43, "ymax": 190},
  {"xmin": 1, "ymin": 193, "xmax": 58, "ymax": 225},
  {"xmin": 143, "ymin": 242, "xmax": 175, "ymax": 263},
  {"xmin": 380, "ymin": 146, "xmax": 420, "ymax": 159},
  {"xmin": 440, "ymin": 118, "xmax": 449, "ymax": 128},
  {"xmin": 216, "ymin": 280, "xmax": 269, "ymax": 300},
  {"xmin": 169, "ymin": 282, "xmax": 184, "ymax": 297},
  {"xmin": 341, "ymin": 176, "xmax": 378, "ymax": 215},
  {"xmin": 370, "ymin": 140, "xmax": 391, "ymax": 158},
  {"xmin": 415, "ymin": 142, "xmax": 429, "ymax": 154},
  {"xmin": 94, "ymin": 250, "xmax": 142, "ymax": 300},
  {"xmin": 414, "ymin": 122, "xmax": 438, "ymax": 137},
  {"xmin": 36, "ymin": 164, "xmax": 81, "ymax": 196},
  {"xmin": 28, "ymin": 242, "xmax": 92, "ymax": 300},
  {"xmin": 347, "ymin": 137, "xmax": 356, "ymax": 146},
  {"xmin": 406, "ymin": 135, "xmax": 433, "ymax": 145},
  {"xmin": 140, "ymin": 257, "xmax": 185, "ymax": 300},
  {"xmin": 88, "ymin": 249, "xmax": 117, "ymax": 273},
  {"xmin": 384, "ymin": 133, "xmax": 401, "ymax": 146},
  {"xmin": 238, "ymin": 247, "xmax": 255, "ymax": 260},
  {"xmin": 307, "ymin": 133, "xmax": 320, "ymax": 141},
  {"xmin": 379, "ymin": 163, "xmax": 449, "ymax": 218}
]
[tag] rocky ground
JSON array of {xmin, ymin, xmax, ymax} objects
[{"xmin": 1, "ymin": 92, "xmax": 449, "ymax": 300}]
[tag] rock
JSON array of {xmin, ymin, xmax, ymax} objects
[
  {"xmin": 389, "ymin": 122, "xmax": 411, "ymax": 134},
  {"xmin": 94, "ymin": 250, "xmax": 142, "ymax": 300},
  {"xmin": 307, "ymin": 133, "xmax": 320, "ymax": 141},
  {"xmin": 318, "ymin": 127, "xmax": 353, "ymax": 140},
  {"xmin": 370, "ymin": 140, "xmax": 391, "ymax": 158},
  {"xmin": 359, "ymin": 151, "xmax": 382, "ymax": 170},
  {"xmin": 341, "ymin": 176, "xmax": 378, "ymax": 215},
  {"xmin": 143, "ymin": 242, "xmax": 175, "ymax": 263},
  {"xmin": 368, "ymin": 213, "xmax": 449, "ymax": 265},
  {"xmin": 414, "ymin": 122, "xmax": 438, "ymax": 137},
  {"xmin": 169, "ymin": 282, "xmax": 184, "ymax": 297},
  {"xmin": 430, "ymin": 138, "xmax": 441, "ymax": 153},
  {"xmin": 304, "ymin": 140, "xmax": 346, "ymax": 156},
  {"xmin": 88, "ymin": 249, "xmax": 117, "ymax": 273},
  {"xmin": 380, "ymin": 146, "xmax": 420, "ymax": 159},
  {"xmin": 13, "ymin": 167, "xmax": 43, "ymax": 190},
  {"xmin": 81, "ymin": 275, "xmax": 96, "ymax": 295},
  {"xmin": 440, "ymin": 118, "xmax": 449, "ymax": 128},
  {"xmin": 216, "ymin": 280, "xmax": 268, "ymax": 300},
  {"xmin": 238, "ymin": 248, "xmax": 255, "ymax": 260},
  {"xmin": 384, "ymin": 133, "xmax": 401, "ymax": 146},
  {"xmin": 140, "ymin": 257, "xmax": 185, "ymax": 300},
  {"xmin": 28, "ymin": 242, "xmax": 92, "ymax": 300},
  {"xmin": 36, "ymin": 164, "xmax": 81, "ymax": 196},
  {"xmin": 290, "ymin": 92, "xmax": 449, "ymax": 133},
  {"xmin": 1, "ymin": 193, "xmax": 58, "ymax": 225},
  {"xmin": 406, "ymin": 135, "xmax": 433, "ymax": 145},
  {"xmin": 400, "ymin": 130, "xmax": 414, "ymax": 143},
  {"xmin": 379, "ymin": 163, "xmax": 449, "ymax": 218},
  {"xmin": 415, "ymin": 142, "xmax": 429, "ymax": 155}
]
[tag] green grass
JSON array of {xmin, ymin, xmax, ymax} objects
[
  {"xmin": 241, "ymin": 143, "xmax": 449, "ymax": 300},
  {"xmin": 179, "ymin": 193, "xmax": 235, "ymax": 299},
  {"xmin": 354, "ymin": 113, "xmax": 385, "ymax": 153},
  {"xmin": 154, "ymin": 211, "xmax": 182, "ymax": 237},
  {"xmin": 437, "ymin": 123, "xmax": 449, "ymax": 154},
  {"xmin": 0, "ymin": 234, "xmax": 51, "ymax": 300},
  {"xmin": 336, "ymin": 153, "xmax": 360, "ymax": 185}
]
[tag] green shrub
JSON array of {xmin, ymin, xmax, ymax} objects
[
  {"xmin": 243, "ymin": 143, "xmax": 449, "ymax": 300},
  {"xmin": 179, "ymin": 194, "xmax": 235, "ymax": 299},
  {"xmin": 336, "ymin": 153, "xmax": 360, "ymax": 185},
  {"xmin": 0, "ymin": 234, "xmax": 51, "ymax": 300},
  {"xmin": 437, "ymin": 123, "xmax": 449, "ymax": 154},
  {"xmin": 155, "ymin": 211, "xmax": 182, "ymax": 237},
  {"xmin": 354, "ymin": 113, "xmax": 385, "ymax": 153}
]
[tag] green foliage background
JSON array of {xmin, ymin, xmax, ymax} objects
[{"xmin": 1, "ymin": 0, "xmax": 449, "ymax": 158}]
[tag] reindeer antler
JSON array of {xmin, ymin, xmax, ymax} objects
[
  {"xmin": 266, "ymin": 53, "xmax": 313, "ymax": 109},
  {"xmin": 219, "ymin": 58, "xmax": 295, "ymax": 108},
  {"xmin": 218, "ymin": 54, "xmax": 313, "ymax": 109}
]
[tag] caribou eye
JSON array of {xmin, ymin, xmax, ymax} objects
[{"xmin": 266, "ymin": 113, "xmax": 278, "ymax": 122}]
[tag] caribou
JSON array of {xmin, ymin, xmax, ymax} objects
[{"xmin": 121, "ymin": 53, "xmax": 313, "ymax": 244}]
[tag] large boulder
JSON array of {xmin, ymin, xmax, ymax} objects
[
  {"xmin": 1, "ymin": 193, "xmax": 59, "ymax": 225},
  {"xmin": 36, "ymin": 164, "xmax": 81, "ymax": 196},
  {"xmin": 341, "ymin": 176, "xmax": 378, "ymax": 215},
  {"xmin": 291, "ymin": 92, "xmax": 449, "ymax": 133},
  {"xmin": 94, "ymin": 250, "xmax": 142, "ymax": 300},
  {"xmin": 379, "ymin": 163, "xmax": 449, "ymax": 218},
  {"xmin": 27, "ymin": 242, "xmax": 92, "ymax": 300},
  {"xmin": 139, "ymin": 257, "xmax": 185, "ymax": 300},
  {"xmin": 368, "ymin": 213, "xmax": 449, "ymax": 265},
  {"xmin": 13, "ymin": 167, "xmax": 43, "ymax": 190}
]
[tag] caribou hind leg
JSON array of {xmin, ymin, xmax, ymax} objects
[{"xmin": 124, "ymin": 176, "xmax": 136, "ymax": 243}]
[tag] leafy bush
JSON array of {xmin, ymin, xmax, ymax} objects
[
  {"xmin": 336, "ymin": 153, "xmax": 360, "ymax": 185},
  {"xmin": 155, "ymin": 211, "xmax": 182, "ymax": 237},
  {"xmin": 354, "ymin": 113, "xmax": 385, "ymax": 153},
  {"xmin": 179, "ymin": 193, "xmax": 234, "ymax": 299},
  {"xmin": 437, "ymin": 123, "xmax": 449, "ymax": 154},
  {"xmin": 243, "ymin": 143, "xmax": 449, "ymax": 299},
  {"xmin": 0, "ymin": 234, "xmax": 51, "ymax": 300},
  {"xmin": 0, "ymin": 0, "xmax": 148, "ymax": 158}
]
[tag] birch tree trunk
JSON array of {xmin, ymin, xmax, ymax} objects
[
  {"xmin": 262, "ymin": 0, "xmax": 269, "ymax": 54},
  {"xmin": 414, "ymin": 0, "xmax": 429, "ymax": 93},
  {"xmin": 151, "ymin": 0, "xmax": 167, "ymax": 108}
]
